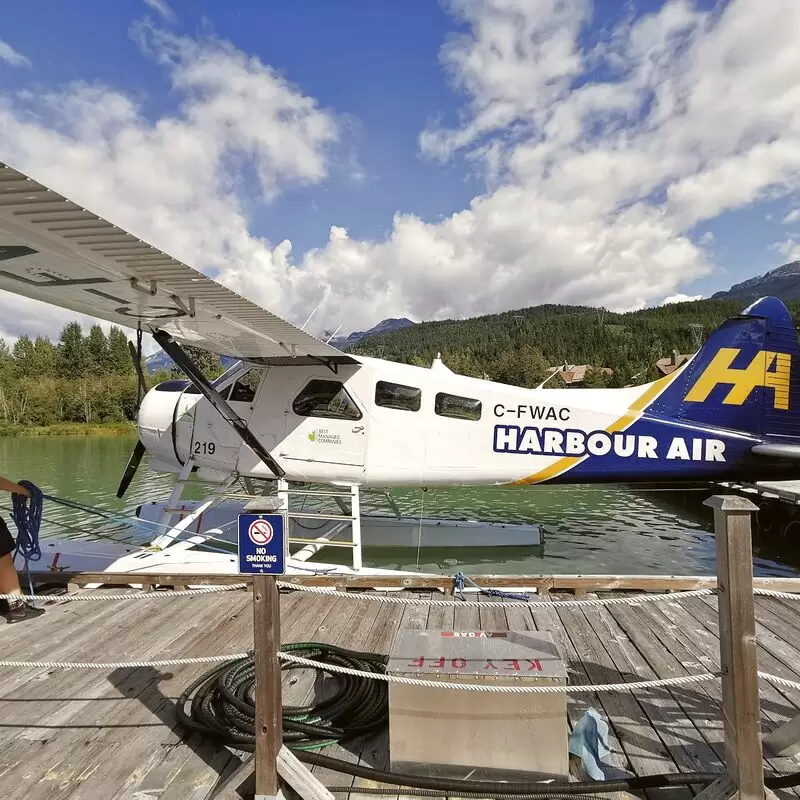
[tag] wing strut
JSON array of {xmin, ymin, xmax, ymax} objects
[{"xmin": 152, "ymin": 329, "xmax": 286, "ymax": 479}]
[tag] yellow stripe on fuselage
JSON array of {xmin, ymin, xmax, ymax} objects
[{"xmin": 509, "ymin": 368, "xmax": 682, "ymax": 486}]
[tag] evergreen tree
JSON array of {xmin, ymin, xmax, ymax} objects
[
  {"xmin": 12, "ymin": 335, "xmax": 37, "ymax": 378},
  {"xmin": 86, "ymin": 325, "xmax": 111, "ymax": 375},
  {"xmin": 108, "ymin": 327, "xmax": 134, "ymax": 375},
  {"xmin": 57, "ymin": 321, "xmax": 89, "ymax": 377},
  {"xmin": 33, "ymin": 336, "xmax": 57, "ymax": 376}
]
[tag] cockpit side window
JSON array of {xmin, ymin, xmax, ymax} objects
[
  {"xmin": 292, "ymin": 380, "xmax": 363, "ymax": 420},
  {"xmin": 375, "ymin": 381, "xmax": 421, "ymax": 411},
  {"xmin": 435, "ymin": 392, "xmax": 482, "ymax": 420}
]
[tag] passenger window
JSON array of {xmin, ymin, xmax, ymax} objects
[
  {"xmin": 435, "ymin": 392, "xmax": 482, "ymax": 421},
  {"xmin": 375, "ymin": 381, "xmax": 421, "ymax": 412},
  {"xmin": 229, "ymin": 369, "xmax": 262, "ymax": 403},
  {"xmin": 293, "ymin": 380, "xmax": 362, "ymax": 420}
]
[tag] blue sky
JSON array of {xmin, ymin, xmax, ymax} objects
[
  {"xmin": 1, "ymin": 2, "xmax": 483, "ymax": 255},
  {"xmin": 1, "ymin": 0, "xmax": 799, "ymax": 343}
]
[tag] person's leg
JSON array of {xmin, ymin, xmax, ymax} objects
[
  {"xmin": 0, "ymin": 516, "xmax": 43, "ymax": 623},
  {"xmin": 0, "ymin": 552, "xmax": 22, "ymax": 595}
]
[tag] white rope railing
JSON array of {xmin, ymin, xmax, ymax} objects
[
  {"xmin": 0, "ymin": 584, "xmax": 247, "ymax": 603},
  {"xmin": 0, "ymin": 650, "xmax": 721, "ymax": 693},
  {"xmin": 0, "ymin": 653, "xmax": 250, "ymax": 669},
  {"xmin": 276, "ymin": 652, "xmax": 721, "ymax": 693},
  {"xmin": 1, "ymin": 650, "xmax": 798, "ymax": 698},
  {"xmin": 3, "ymin": 582, "xmax": 799, "ymax": 609},
  {"xmin": 752, "ymin": 588, "xmax": 800, "ymax": 601},
  {"xmin": 272, "ymin": 583, "xmax": 719, "ymax": 608}
]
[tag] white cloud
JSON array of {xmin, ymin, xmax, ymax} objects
[
  {"xmin": 0, "ymin": 22, "xmax": 339, "ymax": 345},
  {"xmin": 2, "ymin": 1, "xmax": 800, "ymax": 347},
  {"xmin": 772, "ymin": 237, "xmax": 800, "ymax": 262},
  {"xmin": 144, "ymin": 0, "xmax": 175, "ymax": 23},
  {"xmin": 661, "ymin": 293, "xmax": 703, "ymax": 305},
  {"xmin": 784, "ymin": 209, "xmax": 800, "ymax": 225},
  {"xmin": 0, "ymin": 39, "xmax": 31, "ymax": 69}
]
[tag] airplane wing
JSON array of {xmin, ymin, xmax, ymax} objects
[{"xmin": 0, "ymin": 162, "xmax": 356, "ymax": 365}]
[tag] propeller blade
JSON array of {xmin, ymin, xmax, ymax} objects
[
  {"xmin": 128, "ymin": 341, "xmax": 148, "ymax": 404},
  {"xmin": 116, "ymin": 439, "xmax": 146, "ymax": 499}
]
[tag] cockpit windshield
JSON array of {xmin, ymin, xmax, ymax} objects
[{"xmin": 154, "ymin": 359, "xmax": 244, "ymax": 394}]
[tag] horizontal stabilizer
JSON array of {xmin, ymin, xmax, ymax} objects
[
  {"xmin": 0, "ymin": 163, "xmax": 356, "ymax": 364},
  {"xmin": 751, "ymin": 443, "xmax": 800, "ymax": 460}
]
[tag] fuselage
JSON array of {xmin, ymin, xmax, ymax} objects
[{"xmin": 136, "ymin": 353, "xmax": 784, "ymax": 488}]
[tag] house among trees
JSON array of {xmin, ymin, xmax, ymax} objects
[
  {"xmin": 655, "ymin": 350, "xmax": 694, "ymax": 376},
  {"xmin": 546, "ymin": 363, "xmax": 613, "ymax": 387}
]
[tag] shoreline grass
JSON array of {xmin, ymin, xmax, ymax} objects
[{"xmin": 0, "ymin": 422, "xmax": 136, "ymax": 437}]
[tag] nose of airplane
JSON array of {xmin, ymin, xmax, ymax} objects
[{"xmin": 137, "ymin": 379, "xmax": 198, "ymax": 467}]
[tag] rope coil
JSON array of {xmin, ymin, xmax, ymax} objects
[{"xmin": 11, "ymin": 480, "xmax": 43, "ymax": 563}]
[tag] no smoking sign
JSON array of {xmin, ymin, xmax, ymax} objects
[
  {"xmin": 248, "ymin": 518, "xmax": 274, "ymax": 546},
  {"xmin": 238, "ymin": 513, "xmax": 286, "ymax": 575}
]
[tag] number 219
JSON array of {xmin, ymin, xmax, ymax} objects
[{"xmin": 193, "ymin": 441, "xmax": 216, "ymax": 455}]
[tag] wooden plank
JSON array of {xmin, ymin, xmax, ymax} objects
[
  {"xmin": 10, "ymin": 584, "xmax": 800, "ymax": 800},
  {"xmin": 581, "ymin": 600, "xmax": 724, "ymax": 786},
  {"xmin": 278, "ymin": 745, "xmax": 334, "ymax": 800},
  {"xmin": 351, "ymin": 597, "xmax": 431, "ymax": 800},
  {"xmin": 553, "ymin": 599, "xmax": 692, "ymax": 800},
  {"xmin": 302, "ymin": 597, "xmax": 387, "ymax": 795},
  {"xmin": 3, "ymin": 592, "xmax": 253, "ymax": 800},
  {"xmin": 503, "ymin": 597, "xmax": 636, "ymax": 795},
  {"xmin": 675, "ymin": 598, "xmax": 800, "ymax": 799},
  {"xmin": 477, "ymin": 593, "xmax": 509, "ymax": 631},
  {"xmin": 58, "ymin": 592, "xmax": 294, "ymax": 800},
  {"xmin": 631, "ymin": 597, "xmax": 800, "ymax": 798}
]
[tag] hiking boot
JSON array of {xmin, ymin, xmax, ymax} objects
[{"xmin": 4, "ymin": 600, "xmax": 45, "ymax": 623}]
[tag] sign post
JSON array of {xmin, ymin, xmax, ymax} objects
[{"xmin": 238, "ymin": 510, "xmax": 287, "ymax": 800}]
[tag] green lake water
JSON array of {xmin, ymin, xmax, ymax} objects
[{"xmin": 0, "ymin": 434, "xmax": 797, "ymax": 578}]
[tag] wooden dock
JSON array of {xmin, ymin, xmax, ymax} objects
[{"xmin": 2, "ymin": 583, "xmax": 800, "ymax": 799}]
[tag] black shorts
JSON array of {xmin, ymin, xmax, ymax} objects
[{"xmin": 0, "ymin": 516, "xmax": 15, "ymax": 558}]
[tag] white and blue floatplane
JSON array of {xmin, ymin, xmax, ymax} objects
[{"xmin": 2, "ymin": 162, "xmax": 800, "ymax": 580}]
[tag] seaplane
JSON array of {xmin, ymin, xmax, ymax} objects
[{"xmin": 1, "ymin": 161, "xmax": 799, "ymax": 581}]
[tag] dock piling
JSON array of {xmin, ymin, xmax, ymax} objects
[
  {"xmin": 253, "ymin": 573, "xmax": 283, "ymax": 800},
  {"xmin": 704, "ymin": 495, "xmax": 764, "ymax": 800}
]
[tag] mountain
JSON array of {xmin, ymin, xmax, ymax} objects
[
  {"xmin": 712, "ymin": 260, "xmax": 800, "ymax": 302},
  {"xmin": 327, "ymin": 317, "xmax": 414, "ymax": 349}
]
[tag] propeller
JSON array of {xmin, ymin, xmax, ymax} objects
[
  {"xmin": 116, "ymin": 331, "xmax": 149, "ymax": 499},
  {"xmin": 116, "ymin": 439, "xmax": 146, "ymax": 499}
]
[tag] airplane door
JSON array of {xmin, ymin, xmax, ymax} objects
[
  {"xmin": 191, "ymin": 368, "xmax": 262, "ymax": 469},
  {"xmin": 280, "ymin": 376, "xmax": 366, "ymax": 467}
]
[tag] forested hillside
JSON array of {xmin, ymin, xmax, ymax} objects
[
  {"xmin": 2, "ymin": 292, "xmax": 798, "ymax": 433},
  {"xmin": 0, "ymin": 323, "xmax": 175, "ymax": 430},
  {"xmin": 350, "ymin": 298, "xmax": 800, "ymax": 388}
]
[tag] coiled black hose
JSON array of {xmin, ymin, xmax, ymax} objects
[
  {"xmin": 175, "ymin": 645, "xmax": 800, "ymax": 796},
  {"xmin": 175, "ymin": 642, "xmax": 389, "ymax": 752}
]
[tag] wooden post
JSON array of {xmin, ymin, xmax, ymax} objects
[
  {"xmin": 703, "ymin": 495, "xmax": 764, "ymax": 800},
  {"xmin": 253, "ymin": 573, "xmax": 283, "ymax": 800}
]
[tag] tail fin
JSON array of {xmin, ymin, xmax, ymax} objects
[{"xmin": 649, "ymin": 296, "xmax": 800, "ymax": 440}]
